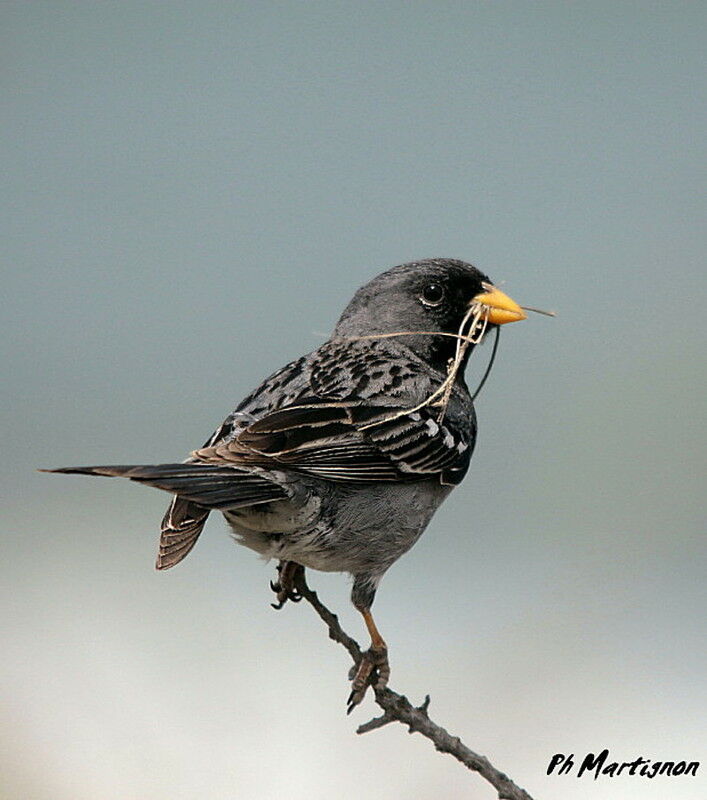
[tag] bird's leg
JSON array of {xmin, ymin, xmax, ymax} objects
[
  {"xmin": 347, "ymin": 577, "xmax": 389, "ymax": 713},
  {"xmin": 347, "ymin": 608, "xmax": 389, "ymax": 713},
  {"xmin": 270, "ymin": 560, "xmax": 304, "ymax": 610}
]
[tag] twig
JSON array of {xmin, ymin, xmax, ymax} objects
[{"xmin": 293, "ymin": 571, "xmax": 535, "ymax": 800}]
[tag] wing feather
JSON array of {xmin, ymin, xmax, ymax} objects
[{"xmin": 193, "ymin": 401, "xmax": 474, "ymax": 484}]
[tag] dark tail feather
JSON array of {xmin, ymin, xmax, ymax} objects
[
  {"xmin": 43, "ymin": 462, "xmax": 289, "ymax": 570},
  {"xmin": 158, "ymin": 496, "xmax": 210, "ymax": 570},
  {"xmin": 42, "ymin": 463, "xmax": 287, "ymax": 509}
]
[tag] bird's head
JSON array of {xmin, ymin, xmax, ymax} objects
[{"xmin": 333, "ymin": 258, "xmax": 527, "ymax": 373}]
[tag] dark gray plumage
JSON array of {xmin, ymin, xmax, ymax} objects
[{"xmin": 45, "ymin": 257, "xmax": 528, "ymax": 710}]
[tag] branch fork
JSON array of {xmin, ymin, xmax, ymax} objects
[{"xmin": 292, "ymin": 571, "xmax": 535, "ymax": 800}]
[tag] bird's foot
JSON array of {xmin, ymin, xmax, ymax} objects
[
  {"xmin": 346, "ymin": 646, "xmax": 389, "ymax": 714},
  {"xmin": 270, "ymin": 560, "xmax": 304, "ymax": 610}
]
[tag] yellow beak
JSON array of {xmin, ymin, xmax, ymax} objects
[{"xmin": 472, "ymin": 285, "xmax": 527, "ymax": 325}]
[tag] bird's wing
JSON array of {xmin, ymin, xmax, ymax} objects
[
  {"xmin": 193, "ymin": 399, "xmax": 474, "ymax": 485},
  {"xmin": 194, "ymin": 339, "xmax": 476, "ymax": 484}
]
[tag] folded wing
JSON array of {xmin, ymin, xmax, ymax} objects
[{"xmin": 193, "ymin": 400, "xmax": 474, "ymax": 486}]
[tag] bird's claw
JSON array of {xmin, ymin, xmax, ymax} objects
[
  {"xmin": 270, "ymin": 588, "xmax": 302, "ymax": 610},
  {"xmin": 346, "ymin": 646, "xmax": 390, "ymax": 714},
  {"xmin": 269, "ymin": 562, "xmax": 304, "ymax": 610}
]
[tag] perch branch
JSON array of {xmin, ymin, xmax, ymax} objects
[{"xmin": 293, "ymin": 571, "xmax": 535, "ymax": 800}]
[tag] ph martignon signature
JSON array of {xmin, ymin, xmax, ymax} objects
[{"xmin": 547, "ymin": 750, "xmax": 699, "ymax": 780}]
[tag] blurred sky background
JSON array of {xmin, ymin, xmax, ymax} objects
[{"xmin": 2, "ymin": 3, "xmax": 705, "ymax": 799}]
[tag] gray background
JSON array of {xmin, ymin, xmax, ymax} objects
[{"xmin": 2, "ymin": 3, "xmax": 705, "ymax": 799}]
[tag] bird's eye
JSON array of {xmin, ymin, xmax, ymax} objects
[{"xmin": 420, "ymin": 282, "xmax": 445, "ymax": 307}]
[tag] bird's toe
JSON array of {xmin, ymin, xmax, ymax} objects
[{"xmin": 346, "ymin": 646, "xmax": 389, "ymax": 714}]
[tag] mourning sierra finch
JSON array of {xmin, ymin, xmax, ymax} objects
[{"xmin": 44, "ymin": 258, "xmax": 533, "ymax": 710}]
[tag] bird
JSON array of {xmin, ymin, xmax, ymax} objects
[{"xmin": 43, "ymin": 258, "xmax": 530, "ymax": 711}]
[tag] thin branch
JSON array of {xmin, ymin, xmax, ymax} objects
[{"xmin": 294, "ymin": 571, "xmax": 536, "ymax": 800}]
